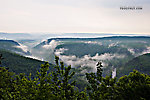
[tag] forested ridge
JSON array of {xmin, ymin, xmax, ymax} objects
[
  {"xmin": 0, "ymin": 40, "xmax": 30, "ymax": 55},
  {"xmin": 0, "ymin": 50, "xmax": 52, "ymax": 76},
  {"xmin": 118, "ymin": 53, "xmax": 150, "ymax": 77},
  {"xmin": 0, "ymin": 55, "xmax": 150, "ymax": 100}
]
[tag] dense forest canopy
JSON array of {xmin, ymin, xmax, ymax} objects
[
  {"xmin": 0, "ymin": 50, "xmax": 46, "ymax": 75},
  {"xmin": 0, "ymin": 56, "xmax": 150, "ymax": 100}
]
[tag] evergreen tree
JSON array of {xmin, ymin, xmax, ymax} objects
[
  {"xmin": 86, "ymin": 62, "xmax": 116, "ymax": 99},
  {"xmin": 0, "ymin": 54, "xmax": 150, "ymax": 100}
]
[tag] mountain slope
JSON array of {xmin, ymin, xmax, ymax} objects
[
  {"xmin": 0, "ymin": 50, "xmax": 53, "ymax": 75},
  {"xmin": 34, "ymin": 36, "xmax": 150, "ymax": 47},
  {"xmin": 32, "ymin": 36, "xmax": 150, "ymax": 76},
  {"xmin": 118, "ymin": 53, "xmax": 150, "ymax": 77},
  {"xmin": 0, "ymin": 39, "xmax": 30, "ymax": 55}
]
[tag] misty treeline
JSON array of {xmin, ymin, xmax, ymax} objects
[{"xmin": 0, "ymin": 56, "xmax": 150, "ymax": 100}]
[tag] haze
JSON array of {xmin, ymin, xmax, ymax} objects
[{"xmin": 0, "ymin": 0, "xmax": 150, "ymax": 35}]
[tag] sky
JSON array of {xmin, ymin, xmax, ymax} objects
[{"xmin": 0, "ymin": 0, "xmax": 150, "ymax": 35}]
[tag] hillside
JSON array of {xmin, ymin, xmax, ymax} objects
[
  {"xmin": 0, "ymin": 39, "xmax": 30, "ymax": 55},
  {"xmin": 118, "ymin": 53, "xmax": 150, "ymax": 77},
  {"xmin": 0, "ymin": 32, "xmax": 32, "ymax": 40},
  {"xmin": 0, "ymin": 50, "xmax": 53, "ymax": 75},
  {"xmin": 32, "ymin": 36, "xmax": 150, "ymax": 77}
]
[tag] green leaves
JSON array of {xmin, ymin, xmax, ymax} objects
[
  {"xmin": 115, "ymin": 70, "xmax": 150, "ymax": 100},
  {"xmin": 85, "ymin": 61, "xmax": 150, "ymax": 100},
  {"xmin": 0, "ymin": 55, "xmax": 77, "ymax": 99},
  {"xmin": 0, "ymin": 54, "xmax": 150, "ymax": 100},
  {"xmin": 0, "ymin": 54, "xmax": 4, "ymax": 64},
  {"xmin": 51, "ymin": 56, "xmax": 77, "ymax": 99}
]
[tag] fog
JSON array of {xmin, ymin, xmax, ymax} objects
[
  {"xmin": 42, "ymin": 40, "xmax": 59, "ymax": 50},
  {"xmin": 14, "ymin": 43, "xmax": 28, "ymax": 53},
  {"xmin": 55, "ymin": 48, "xmax": 125, "ymax": 72}
]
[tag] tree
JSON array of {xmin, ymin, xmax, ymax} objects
[
  {"xmin": 0, "ymin": 56, "xmax": 85, "ymax": 100},
  {"xmin": 115, "ymin": 70, "xmax": 150, "ymax": 100},
  {"xmin": 0, "ymin": 67, "xmax": 15, "ymax": 99},
  {"xmin": 35, "ymin": 56, "xmax": 78, "ymax": 99},
  {"xmin": 0, "ymin": 54, "xmax": 150, "ymax": 100},
  {"xmin": 86, "ymin": 62, "xmax": 150, "ymax": 100},
  {"xmin": 86, "ymin": 62, "xmax": 116, "ymax": 100}
]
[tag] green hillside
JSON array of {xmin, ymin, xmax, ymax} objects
[
  {"xmin": 0, "ymin": 56, "xmax": 150, "ymax": 100},
  {"xmin": 32, "ymin": 36, "xmax": 150, "ymax": 78},
  {"xmin": 0, "ymin": 50, "xmax": 53, "ymax": 75},
  {"xmin": 118, "ymin": 53, "xmax": 150, "ymax": 77},
  {"xmin": 0, "ymin": 39, "xmax": 30, "ymax": 55}
]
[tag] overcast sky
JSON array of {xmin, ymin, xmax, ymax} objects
[{"xmin": 0, "ymin": 0, "xmax": 150, "ymax": 35}]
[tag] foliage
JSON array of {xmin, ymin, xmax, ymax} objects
[
  {"xmin": 115, "ymin": 70, "xmax": 150, "ymax": 100},
  {"xmin": 0, "ymin": 55, "xmax": 150, "ymax": 100},
  {"xmin": 0, "ymin": 56, "xmax": 88, "ymax": 100},
  {"xmin": 86, "ymin": 62, "xmax": 116, "ymax": 99},
  {"xmin": 0, "ymin": 49, "xmax": 49, "ymax": 75},
  {"xmin": 86, "ymin": 62, "xmax": 150, "ymax": 100},
  {"xmin": 119, "ymin": 53, "xmax": 150, "ymax": 77}
]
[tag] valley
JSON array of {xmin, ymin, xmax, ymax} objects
[
  {"xmin": 1, "ymin": 33, "xmax": 150, "ymax": 76},
  {"xmin": 1, "ymin": 33, "xmax": 150, "ymax": 91}
]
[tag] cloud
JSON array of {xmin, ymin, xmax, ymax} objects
[
  {"xmin": 112, "ymin": 68, "xmax": 116, "ymax": 78},
  {"xmin": 128, "ymin": 46, "xmax": 150, "ymax": 56},
  {"xmin": 42, "ymin": 40, "xmax": 59, "ymax": 50},
  {"xmin": 55, "ymin": 48, "xmax": 125, "ymax": 72},
  {"xmin": 25, "ymin": 55, "xmax": 43, "ymax": 61},
  {"xmin": 54, "ymin": 48, "xmax": 68, "ymax": 55},
  {"xmin": 141, "ymin": 46, "xmax": 150, "ymax": 55},
  {"xmin": 14, "ymin": 43, "xmax": 28, "ymax": 52},
  {"xmin": 108, "ymin": 42, "xmax": 119, "ymax": 48},
  {"xmin": 91, "ymin": 53, "xmax": 125, "ymax": 60},
  {"xmin": 128, "ymin": 48, "xmax": 135, "ymax": 55},
  {"xmin": 84, "ymin": 41, "xmax": 102, "ymax": 45}
]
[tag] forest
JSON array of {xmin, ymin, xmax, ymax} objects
[
  {"xmin": 0, "ymin": 55, "xmax": 150, "ymax": 100},
  {"xmin": 0, "ymin": 36, "xmax": 150, "ymax": 99}
]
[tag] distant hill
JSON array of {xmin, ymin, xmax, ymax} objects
[
  {"xmin": 0, "ymin": 32, "xmax": 32, "ymax": 40},
  {"xmin": 0, "ymin": 39, "xmax": 30, "ymax": 55},
  {"xmin": 32, "ymin": 36, "xmax": 150, "ymax": 74},
  {"xmin": 0, "ymin": 50, "xmax": 54, "ymax": 75},
  {"xmin": 34, "ymin": 36, "xmax": 150, "ymax": 48},
  {"xmin": 118, "ymin": 53, "xmax": 150, "ymax": 77}
]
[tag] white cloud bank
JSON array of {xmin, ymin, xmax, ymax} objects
[
  {"xmin": 55, "ymin": 48, "xmax": 125, "ymax": 72},
  {"xmin": 14, "ymin": 43, "xmax": 28, "ymax": 52},
  {"xmin": 25, "ymin": 55, "xmax": 43, "ymax": 61},
  {"xmin": 108, "ymin": 42, "xmax": 119, "ymax": 48},
  {"xmin": 128, "ymin": 48, "xmax": 135, "ymax": 55},
  {"xmin": 42, "ymin": 40, "xmax": 59, "ymax": 50},
  {"xmin": 84, "ymin": 41, "xmax": 102, "ymax": 45},
  {"xmin": 128, "ymin": 46, "xmax": 150, "ymax": 56},
  {"xmin": 141, "ymin": 46, "xmax": 150, "ymax": 55}
]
